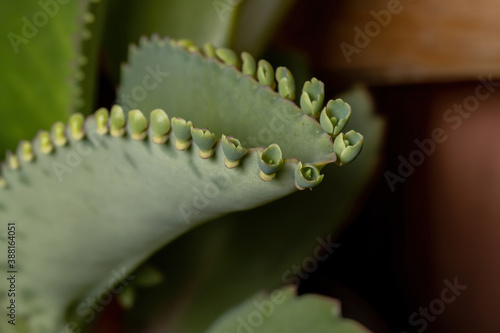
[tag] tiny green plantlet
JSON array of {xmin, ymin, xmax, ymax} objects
[
  {"xmin": 0, "ymin": 36, "xmax": 367, "ymax": 333},
  {"xmin": 320, "ymin": 99, "xmax": 352, "ymax": 136},
  {"xmin": 300, "ymin": 78, "xmax": 325, "ymax": 118},
  {"xmin": 150, "ymin": 109, "xmax": 171, "ymax": 144},
  {"xmin": 294, "ymin": 162, "xmax": 324, "ymax": 190},
  {"xmin": 221, "ymin": 135, "xmax": 248, "ymax": 168},
  {"xmin": 171, "ymin": 117, "xmax": 194, "ymax": 150},
  {"xmin": 276, "ymin": 66, "xmax": 296, "ymax": 100},
  {"xmin": 334, "ymin": 130, "xmax": 365, "ymax": 166},
  {"xmin": 257, "ymin": 144, "xmax": 284, "ymax": 182}
]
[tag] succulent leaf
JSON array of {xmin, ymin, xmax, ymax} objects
[
  {"xmin": 121, "ymin": 86, "xmax": 384, "ymax": 333},
  {"xmin": 0, "ymin": 0, "xmax": 106, "ymax": 156},
  {"xmin": 101, "ymin": 0, "xmax": 243, "ymax": 81},
  {"xmin": 0, "ymin": 38, "xmax": 367, "ymax": 333},
  {"xmin": 0, "ymin": 110, "xmax": 302, "ymax": 332},
  {"xmin": 205, "ymin": 286, "xmax": 369, "ymax": 333},
  {"xmin": 119, "ymin": 37, "xmax": 335, "ymax": 165}
]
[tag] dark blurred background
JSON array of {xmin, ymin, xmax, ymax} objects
[{"xmin": 269, "ymin": 1, "xmax": 500, "ymax": 332}]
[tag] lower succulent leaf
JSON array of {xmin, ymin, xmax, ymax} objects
[{"xmin": 205, "ymin": 286, "xmax": 369, "ymax": 333}]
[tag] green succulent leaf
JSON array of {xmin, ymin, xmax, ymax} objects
[
  {"xmin": 119, "ymin": 36, "xmax": 335, "ymax": 165},
  {"xmin": 0, "ymin": 38, "xmax": 363, "ymax": 332},
  {"xmin": 0, "ymin": 0, "xmax": 106, "ymax": 157},
  {"xmin": 118, "ymin": 86, "xmax": 384, "ymax": 333},
  {"xmin": 0, "ymin": 109, "xmax": 300, "ymax": 332},
  {"xmin": 205, "ymin": 286, "xmax": 369, "ymax": 333},
  {"xmin": 102, "ymin": 0, "xmax": 244, "ymax": 82}
]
